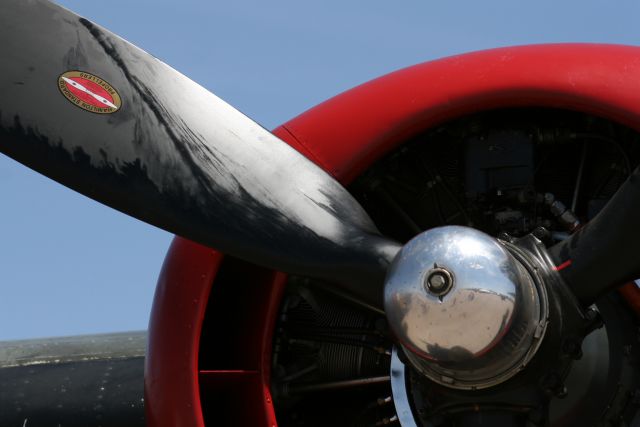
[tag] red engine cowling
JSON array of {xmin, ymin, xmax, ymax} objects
[{"xmin": 145, "ymin": 44, "xmax": 640, "ymax": 426}]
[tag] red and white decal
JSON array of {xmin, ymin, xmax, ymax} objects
[{"xmin": 57, "ymin": 71, "xmax": 122, "ymax": 114}]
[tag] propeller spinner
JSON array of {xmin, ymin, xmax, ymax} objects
[{"xmin": 385, "ymin": 226, "xmax": 548, "ymax": 390}]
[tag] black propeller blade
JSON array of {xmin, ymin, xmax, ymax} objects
[
  {"xmin": 0, "ymin": 0, "xmax": 400, "ymax": 309},
  {"xmin": 549, "ymin": 164, "xmax": 640, "ymax": 306}
]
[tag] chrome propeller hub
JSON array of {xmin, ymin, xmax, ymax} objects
[{"xmin": 384, "ymin": 226, "xmax": 548, "ymax": 390}]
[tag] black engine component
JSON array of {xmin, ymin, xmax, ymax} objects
[
  {"xmin": 465, "ymin": 129, "xmax": 535, "ymax": 198},
  {"xmin": 272, "ymin": 278, "xmax": 393, "ymax": 426}
]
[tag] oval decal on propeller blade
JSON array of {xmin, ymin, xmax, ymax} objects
[{"xmin": 57, "ymin": 71, "xmax": 121, "ymax": 114}]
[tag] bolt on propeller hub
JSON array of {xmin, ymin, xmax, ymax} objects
[
  {"xmin": 384, "ymin": 226, "xmax": 549, "ymax": 390},
  {"xmin": 424, "ymin": 266, "xmax": 453, "ymax": 296}
]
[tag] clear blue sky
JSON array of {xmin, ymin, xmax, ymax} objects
[{"xmin": 1, "ymin": 0, "xmax": 639, "ymax": 340}]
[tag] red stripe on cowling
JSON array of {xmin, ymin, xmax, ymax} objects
[{"xmin": 554, "ymin": 259, "xmax": 572, "ymax": 271}]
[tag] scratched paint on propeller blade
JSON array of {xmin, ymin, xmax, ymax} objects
[{"xmin": 57, "ymin": 70, "xmax": 121, "ymax": 114}]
